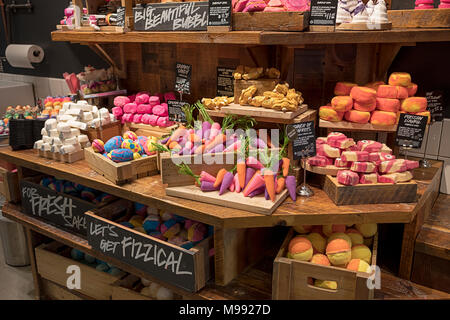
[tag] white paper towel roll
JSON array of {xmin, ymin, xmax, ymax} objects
[{"xmin": 5, "ymin": 44, "xmax": 44, "ymax": 69}]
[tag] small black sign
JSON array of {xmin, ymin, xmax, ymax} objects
[
  {"xmin": 168, "ymin": 100, "xmax": 188, "ymax": 123},
  {"xmin": 396, "ymin": 113, "xmax": 428, "ymax": 148},
  {"xmin": 133, "ymin": 2, "xmax": 209, "ymax": 31},
  {"xmin": 20, "ymin": 180, "xmax": 95, "ymax": 237},
  {"xmin": 208, "ymin": 0, "xmax": 231, "ymax": 26},
  {"xmin": 175, "ymin": 62, "xmax": 192, "ymax": 94},
  {"xmin": 309, "ymin": 0, "xmax": 338, "ymax": 26},
  {"xmin": 426, "ymin": 90, "xmax": 444, "ymax": 122},
  {"xmin": 286, "ymin": 121, "xmax": 316, "ymax": 160},
  {"xmin": 86, "ymin": 214, "xmax": 198, "ymax": 292},
  {"xmin": 116, "ymin": 7, "xmax": 126, "ymax": 27},
  {"xmin": 216, "ymin": 67, "xmax": 234, "ymax": 96}
]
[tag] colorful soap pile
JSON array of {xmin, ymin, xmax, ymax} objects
[
  {"xmin": 40, "ymin": 96, "xmax": 74, "ymax": 119},
  {"xmin": 320, "ymin": 72, "xmax": 430, "ymax": 125},
  {"xmin": 139, "ymin": 278, "xmax": 176, "ymax": 300},
  {"xmin": 39, "ymin": 176, "xmax": 114, "ymax": 204},
  {"xmin": 233, "ymin": 0, "xmax": 311, "ymax": 12},
  {"xmin": 112, "ymin": 92, "xmax": 176, "ymax": 127},
  {"xmin": 70, "ymin": 247, "xmax": 124, "ymax": 276},
  {"xmin": 239, "ymin": 83, "xmax": 304, "ymax": 111},
  {"xmin": 3, "ymin": 105, "xmax": 40, "ymax": 121},
  {"xmin": 91, "ymin": 131, "xmax": 158, "ymax": 162},
  {"xmin": 438, "ymin": 0, "xmax": 450, "ymax": 8},
  {"xmin": 119, "ymin": 203, "xmax": 213, "ymax": 250},
  {"xmin": 287, "ymin": 223, "xmax": 378, "ymax": 289},
  {"xmin": 34, "ymin": 100, "xmax": 115, "ymax": 156},
  {"xmin": 307, "ymin": 132, "xmax": 419, "ymax": 185}
]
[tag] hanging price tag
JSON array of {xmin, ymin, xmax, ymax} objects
[
  {"xmin": 396, "ymin": 113, "xmax": 428, "ymax": 148},
  {"xmin": 175, "ymin": 62, "xmax": 192, "ymax": 94},
  {"xmin": 286, "ymin": 121, "xmax": 316, "ymax": 160}
]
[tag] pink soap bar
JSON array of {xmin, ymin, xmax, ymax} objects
[
  {"xmin": 316, "ymin": 137, "xmax": 327, "ymax": 145},
  {"xmin": 336, "ymin": 138, "xmax": 356, "ymax": 149},
  {"xmin": 405, "ymin": 160, "xmax": 419, "ymax": 170},
  {"xmin": 317, "ymin": 144, "xmax": 341, "ymax": 158},
  {"xmin": 439, "ymin": 3, "xmax": 450, "ymax": 8},
  {"xmin": 127, "ymin": 94, "xmax": 136, "ymax": 103},
  {"xmin": 123, "ymin": 103, "xmax": 137, "ymax": 114},
  {"xmin": 164, "ymin": 92, "xmax": 176, "ymax": 102},
  {"xmin": 243, "ymin": 0, "xmax": 267, "ymax": 12},
  {"xmin": 307, "ymin": 155, "xmax": 333, "ymax": 167},
  {"xmin": 327, "ymin": 132, "xmax": 347, "ymax": 147},
  {"xmin": 369, "ymin": 152, "xmax": 380, "ymax": 162},
  {"xmin": 378, "ymin": 153, "xmax": 396, "ymax": 162},
  {"xmin": 141, "ymin": 114, "xmax": 151, "ymax": 124},
  {"xmin": 157, "ymin": 116, "xmax": 170, "ymax": 127},
  {"xmin": 350, "ymin": 161, "xmax": 377, "ymax": 173},
  {"xmin": 360, "ymin": 173, "xmax": 378, "ymax": 184},
  {"xmin": 337, "ymin": 170, "xmax": 359, "ymax": 186},
  {"xmin": 379, "ymin": 159, "xmax": 408, "ymax": 174},
  {"xmin": 264, "ymin": 6, "xmax": 285, "ymax": 11},
  {"xmin": 152, "ymin": 104, "xmax": 168, "ymax": 117},
  {"xmin": 341, "ymin": 151, "xmax": 369, "ymax": 162},
  {"xmin": 415, "ymin": 0, "xmax": 433, "ymax": 4},
  {"xmin": 148, "ymin": 115, "xmax": 159, "ymax": 126},
  {"xmin": 135, "ymin": 93, "xmax": 150, "ymax": 104},
  {"xmin": 122, "ymin": 113, "xmax": 134, "ymax": 122},
  {"xmin": 114, "ymin": 96, "xmax": 130, "ymax": 108},
  {"xmin": 137, "ymin": 104, "xmax": 152, "ymax": 114},
  {"xmin": 379, "ymin": 171, "xmax": 414, "ymax": 183},
  {"xmin": 415, "ymin": 4, "xmax": 434, "ymax": 8},
  {"xmin": 357, "ymin": 140, "xmax": 382, "ymax": 153},
  {"xmin": 112, "ymin": 106, "xmax": 123, "ymax": 117},
  {"xmin": 345, "ymin": 145, "xmax": 359, "ymax": 151},
  {"xmin": 334, "ymin": 157, "xmax": 350, "ymax": 168},
  {"xmin": 132, "ymin": 114, "xmax": 143, "ymax": 123},
  {"xmin": 148, "ymin": 96, "xmax": 160, "ymax": 106}
]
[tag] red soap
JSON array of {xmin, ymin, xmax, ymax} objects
[
  {"xmin": 307, "ymin": 155, "xmax": 333, "ymax": 167},
  {"xmin": 337, "ymin": 170, "xmax": 360, "ymax": 186},
  {"xmin": 341, "ymin": 150, "xmax": 369, "ymax": 162},
  {"xmin": 350, "ymin": 161, "xmax": 377, "ymax": 173},
  {"xmin": 357, "ymin": 140, "xmax": 383, "ymax": 153},
  {"xmin": 360, "ymin": 173, "xmax": 378, "ymax": 184}
]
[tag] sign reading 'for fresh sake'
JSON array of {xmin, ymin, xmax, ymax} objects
[
  {"xmin": 86, "ymin": 213, "xmax": 198, "ymax": 292},
  {"xmin": 133, "ymin": 2, "xmax": 209, "ymax": 31}
]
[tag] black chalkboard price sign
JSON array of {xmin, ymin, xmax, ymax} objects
[
  {"xmin": 175, "ymin": 62, "xmax": 192, "ymax": 94},
  {"xmin": 116, "ymin": 7, "xmax": 126, "ymax": 27},
  {"xmin": 168, "ymin": 100, "xmax": 189, "ymax": 123},
  {"xmin": 133, "ymin": 2, "xmax": 209, "ymax": 31},
  {"xmin": 216, "ymin": 67, "xmax": 234, "ymax": 96},
  {"xmin": 286, "ymin": 121, "xmax": 316, "ymax": 160},
  {"xmin": 86, "ymin": 213, "xmax": 202, "ymax": 292},
  {"xmin": 426, "ymin": 90, "xmax": 444, "ymax": 122},
  {"xmin": 208, "ymin": 0, "xmax": 232, "ymax": 27},
  {"xmin": 396, "ymin": 113, "xmax": 428, "ymax": 148},
  {"xmin": 20, "ymin": 179, "xmax": 95, "ymax": 237},
  {"xmin": 309, "ymin": 0, "xmax": 338, "ymax": 26}
]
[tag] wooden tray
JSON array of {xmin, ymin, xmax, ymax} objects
[
  {"xmin": 165, "ymin": 185, "xmax": 289, "ymax": 215},
  {"xmin": 218, "ymin": 103, "xmax": 307, "ymax": 121},
  {"xmin": 56, "ymin": 25, "xmax": 125, "ymax": 32},
  {"xmin": 302, "ymin": 162, "xmax": 343, "ymax": 176},
  {"xmin": 323, "ymin": 175, "xmax": 418, "ymax": 205},
  {"xmin": 232, "ymin": 11, "xmax": 309, "ymax": 31},
  {"xmin": 336, "ymin": 22, "xmax": 392, "ymax": 31},
  {"xmin": 80, "ymin": 121, "xmax": 122, "ymax": 142},
  {"xmin": 122, "ymin": 122, "xmax": 176, "ymax": 138},
  {"xmin": 319, "ymin": 120, "xmax": 398, "ymax": 132},
  {"xmin": 388, "ymin": 9, "xmax": 450, "ymax": 29},
  {"xmin": 38, "ymin": 149, "xmax": 85, "ymax": 163},
  {"xmin": 234, "ymin": 79, "xmax": 280, "ymax": 104},
  {"xmin": 273, "ymin": 228, "xmax": 378, "ymax": 300},
  {"xmin": 84, "ymin": 147, "xmax": 158, "ymax": 185}
]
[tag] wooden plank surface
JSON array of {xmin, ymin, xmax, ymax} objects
[
  {"xmin": 218, "ymin": 103, "xmax": 308, "ymax": 121},
  {"xmin": 232, "ymin": 11, "xmax": 309, "ymax": 32},
  {"xmin": 324, "ymin": 175, "xmax": 418, "ymax": 206},
  {"xmin": 0, "ymin": 148, "xmax": 442, "ymax": 227},
  {"xmin": 51, "ymin": 29, "xmax": 450, "ymax": 45},
  {"xmin": 302, "ymin": 162, "xmax": 341, "ymax": 176},
  {"xmin": 388, "ymin": 9, "xmax": 450, "ymax": 29},
  {"xmin": 319, "ymin": 120, "xmax": 398, "ymax": 132},
  {"xmin": 166, "ymin": 185, "xmax": 289, "ymax": 215},
  {"xmin": 336, "ymin": 22, "xmax": 392, "ymax": 31}
]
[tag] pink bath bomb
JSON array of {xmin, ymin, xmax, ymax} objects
[
  {"xmin": 141, "ymin": 114, "xmax": 152, "ymax": 124},
  {"xmin": 137, "ymin": 104, "xmax": 152, "ymax": 114},
  {"xmin": 112, "ymin": 106, "xmax": 123, "ymax": 118},
  {"xmin": 123, "ymin": 103, "xmax": 137, "ymax": 114},
  {"xmin": 157, "ymin": 116, "xmax": 170, "ymax": 127},
  {"xmin": 132, "ymin": 114, "xmax": 143, "ymax": 123},
  {"xmin": 135, "ymin": 93, "xmax": 150, "ymax": 104},
  {"xmin": 152, "ymin": 104, "xmax": 168, "ymax": 117},
  {"xmin": 122, "ymin": 113, "xmax": 134, "ymax": 123},
  {"xmin": 148, "ymin": 96, "xmax": 160, "ymax": 106},
  {"xmin": 148, "ymin": 115, "xmax": 159, "ymax": 126},
  {"xmin": 114, "ymin": 96, "xmax": 130, "ymax": 108},
  {"xmin": 128, "ymin": 94, "xmax": 136, "ymax": 103},
  {"xmin": 164, "ymin": 92, "xmax": 176, "ymax": 102}
]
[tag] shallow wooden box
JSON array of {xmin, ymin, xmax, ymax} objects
[
  {"xmin": 232, "ymin": 11, "xmax": 310, "ymax": 31},
  {"xmin": 84, "ymin": 147, "xmax": 158, "ymax": 185},
  {"xmin": 388, "ymin": 9, "xmax": 450, "ymax": 29},
  {"xmin": 122, "ymin": 122, "xmax": 176, "ymax": 138},
  {"xmin": 323, "ymin": 175, "xmax": 418, "ymax": 205},
  {"xmin": 35, "ymin": 241, "xmax": 125, "ymax": 300},
  {"xmin": 37, "ymin": 149, "xmax": 85, "ymax": 163},
  {"xmin": 272, "ymin": 228, "xmax": 378, "ymax": 300},
  {"xmin": 0, "ymin": 166, "xmax": 19, "ymax": 202},
  {"xmin": 233, "ymin": 78, "xmax": 280, "ymax": 104},
  {"xmin": 81, "ymin": 121, "xmax": 122, "ymax": 142}
]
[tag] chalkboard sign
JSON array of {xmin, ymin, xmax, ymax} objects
[
  {"xmin": 175, "ymin": 62, "xmax": 192, "ymax": 94},
  {"xmin": 208, "ymin": 0, "xmax": 231, "ymax": 27},
  {"xmin": 116, "ymin": 7, "xmax": 126, "ymax": 27},
  {"xmin": 20, "ymin": 180, "xmax": 95, "ymax": 237},
  {"xmin": 216, "ymin": 67, "xmax": 234, "ymax": 96},
  {"xmin": 133, "ymin": 2, "xmax": 209, "ymax": 31},
  {"xmin": 286, "ymin": 121, "xmax": 316, "ymax": 160},
  {"xmin": 168, "ymin": 100, "xmax": 188, "ymax": 123},
  {"xmin": 309, "ymin": 0, "xmax": 338, "ymax": 26},
  {"xmin": 86, "ymin": 213, "xmax": 199, "ymax": 292},
  {"xmin": 426, "ymin": 90, "xmax": 444, "ymax": 122},
  {"xmin": 396, "ymin": 113, "xmax": 428, "ymax": 148}
]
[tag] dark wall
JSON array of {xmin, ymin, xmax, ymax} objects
[{"xmin": 0, "ymin": 0, "xmax": 108, "ymax": 78}]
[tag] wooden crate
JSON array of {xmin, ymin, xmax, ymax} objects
[
  {"xmin": 122, "ymin": 122, "xmax": 176, "ymax": 138},
  {"xmin": 388, "ymin": 9, "xmax": 450, "ymax": 29},
  {"xmin": 37, "ymin": 149, "xmax": 85, "ymax": 164},
  {"xmin": 35, "ymin": 241, "xmax": 125, "ymax": 300},
  {"xmin": 272, "ymin": 228, "xmax": 378, "ymax": 300},
  {"xmin": 323, "ymin": 175, "xmax": 418, "ymax": 205},
  {"xmin": 0, "ymin": 167, "xmax": 19, "ymax": 202},
  {"xmin": 86, "ymin": 212, "xmax": 214, "ymax": 292},
  {"xmin": 84, "ymin": 147, "xmax": 158, "ymax": 184},
  {"xmin": 234, "ymin": 79, "xmax": 280, "ymax": 104},
  {"xmin": 80, "ymin": 121, "xmax": 122, "ymax": 142},
  {"xmin": 232, "ymin": 11, "xmax": 309, "ymax": 31}
]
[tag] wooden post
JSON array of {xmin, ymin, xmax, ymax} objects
[
  {"xmin": 121, "ymin": 0, "xmax": 134, "ymax": 30},
  {"xmin": 25, "ymin": 228, "xmax": 44, "ymax": 300},
  {"xmin": 354, "ymin": 43, "xmax": 377, "ymax": 85}
]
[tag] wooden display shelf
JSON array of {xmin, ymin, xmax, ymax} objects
[
  {"xmin": 81, "ymin": 89, "xmax": 127, "ymax": 99},
  {"xmin": 5, "ymin": 203, "xmax": 449, "ymax": 300},
  {"xmin": 232, "ymin": 11, "xmax": 310, "ymax": 32},
  {"xmin": 319, "ymin": 119, "xmax": 398, "ymax": 132},
  {"xmin": 388, "ymin": 9, "xmax": 450, "ymax": 29},
  {"xmin": 51, "ymin": 29, "xmax": 450, "ymax": 45},
  {"xmin": 0, "ymin": 148, "xmax": 442, "ymax": 227}
]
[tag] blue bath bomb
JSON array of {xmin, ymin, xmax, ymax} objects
[
  {"xmin": 71, "ymin": 248, "xmax": 84, "ymax": 261},
  {"xmin": 109, "ymin": 148, "xmax": 134, "ymax": 162},
  {"xmin": 96, "ymin": 263, "xmax": 109, "ymax": 272},
  {"xmin": 40, "ymin": 177, "xmax": 54, "ymax": 188},
  {"xmin": 84, "ymin": 253, "xmax": 96, "ymax": 264},
  {"xmin": 104, "ymin": 136, "xmax": 124, "ymax": 153}
]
